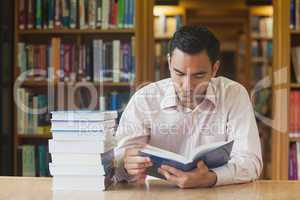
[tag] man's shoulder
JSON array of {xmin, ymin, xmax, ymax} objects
[
  {"xmin": 135, "ymin": 78, "xmax": 172, "ymax": 96},
  {"xmin": 212, "ymin": 76, "xmax": 249, "ymax": 100}
]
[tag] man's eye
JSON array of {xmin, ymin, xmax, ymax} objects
[
  {"xmin": 195, "ymin": 75, "xmax": 205, "ymax": 79},
  {"xmin": 175, "ymin": 72, "xmax": 184, "ymax": 76}
]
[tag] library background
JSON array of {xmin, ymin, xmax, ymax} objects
[{"xmin": 0, "ymin": 0, "xmax": 298, "ymax": 181}]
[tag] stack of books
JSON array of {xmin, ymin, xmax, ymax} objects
[{"xmin": 49, "ymin": 110, "xmax": 117, "ymax": 190}]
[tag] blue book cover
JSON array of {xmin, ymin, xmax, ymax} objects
[{"xmin": 139, "ymin": 140, "xmax": 234, "ymax": 179}]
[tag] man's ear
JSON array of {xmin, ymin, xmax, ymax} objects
[
  {"xmin": 167, "ymin": 53, "xmax": 171, "ymax": 71},
  {"xmin": 212, "ymin": 60, "xmax": 220, "ymax": 77}
]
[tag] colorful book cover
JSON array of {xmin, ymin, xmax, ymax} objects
[
  {"xmin": 70, "ymin": 0, "xmax": 77, "ymax": 28},
  {"xmin": 35, "ymin": 0, "xmax": 42, "ymax": 29},
  {"xmin": 27, "ymin": 0, "xmax": 34, "ymax": 29},
  {"xmin": 19, "ymin": 0, "xmax": 26, "ymax": 30}
]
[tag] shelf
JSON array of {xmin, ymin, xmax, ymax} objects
[
  {"xmin": 290, "ymin": 83, "xmax": 300, "ymax": 89},
  {"xmin": 155, "ymin": 36, "xmax": 171, "ymax": 41},
  {"xmin": 251, "ymin": 34, "xmax": 273, "ymax": 40},
  {"xmin": 19, "ymin": 80, "xmax": 133, "ymax": 89},
  {"xmin": 251, "ymin": 57, "xmax": 268, "ymax": 63},
  {"xmin": 289, "ymin": 137, "xmax": 300, "ymax": 142},
  {"xmin": 291, "ymin": 29, "xmax": 300, "ymax": 35},
  {"xmin": 18, "ymin": 28, "xmax": 135, "ymax": 35},
  {"xmin": 18, "ymin": 134, "xmax": 52, "ymax": 140}
]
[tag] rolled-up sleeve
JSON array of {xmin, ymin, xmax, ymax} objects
[{"xmin": 211, "ymin": 85, "xmax": 263, "ymax": 186}]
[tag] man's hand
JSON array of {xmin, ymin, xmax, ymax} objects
[
  {"xmin": 124, "ymin": 146, "xmax": 152, "ymax": 183},
  {"xmin": 158, "ymin": 161, "xmax": 217, "ymax": 188}
]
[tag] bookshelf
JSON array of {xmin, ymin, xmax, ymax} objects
[
  {"xmin": 249, "ymin": 5, "xmax": 273, "ymax": 179},
  {"xmin": 13, "ymin": 0, "xmax": 154, "ymax": 176},
  {"xmin": 153, "ymin": 5, "xmax": 186, "ymax": 81},
  {"xmin": 271, "ymin": 0, "xmax": 298, "ymax": 180}
]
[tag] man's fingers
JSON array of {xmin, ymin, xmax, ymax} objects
[
  {"xmin": 125, "ymin": 156, "xmax": 151, "ymax": 164},
  {"xmin": 161, "ymin": 165, "xmax": 184, "ymax": 177},
  {"xmin": 127, "ymin": 168, "xmax": 146, "ymax": 175},
  {"xmin": 125, "ymin": 146, "xmax": 144, "ymax": 156},
  {"xmin": 158, "ymin": 168, "xmax": 179, "ymax": 184},
  {"xmin": 125, "ymin": 162, "xmax": 152, "ymax": 170}
]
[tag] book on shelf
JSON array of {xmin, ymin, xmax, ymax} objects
[
  {"xmin": 291, "ymin": 0, "xmax": 300, "ymax": 30},
  {"xmin": 17, "ymin": 88, "xmax": 51, "ymax": 135},
  {"xmin": 289, "ymin": 91, "xmax": 300, "ymax": 133},
  {"xmin": 49, "ymin": 110, "xmax": 117, "ymax": 190},
  {"xmin": 154, "ymin": 15, "xmax": 182, "ymax": 38},
  {"xmin": 289, "ymin": 142, "xmax": 300, "ymax": 180},
  {"xmin": 18, "ymin": 37, "xmax": 135, "ymax": 82},
  {"xmin": 18, "ymin": 144, "xmax": 50, "ymax": 177},
  {"xmin": 292, "ymin": 46, "xmax": 300, "ymax": 83},
  {"xmin": 250, "ymin": 15, "xmax": 273, "ymax": 37},
  {"xmin": 18, "ymin": 0, "xmax": 135, "ymax": 30},
  {"xmin": 139, "ymin": 140, "xmax": 234, "ymax": 179}
]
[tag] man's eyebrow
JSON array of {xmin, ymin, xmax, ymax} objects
[{"xmin": 173, "ymin": 67, "xmax": 208, "ymax": 75}]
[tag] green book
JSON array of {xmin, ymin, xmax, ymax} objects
[
  {"xmin": 22, "ymin": 145, "xmax": 36, "ymax": 177},
  {"xmin": 36, "ymin": 0, "xmax": 42, "ymax": 29},
  {"xmin": 38, "ymin": 145, "xmax": 47, "ymax": 177},
  {"xmin": 118, "ymin": 0, "xmax": 124, "ymax": 28}
]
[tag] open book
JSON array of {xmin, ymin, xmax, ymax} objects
[{"xmin": 139, "ymin": 140, "xmax": 234, "ymax": 179}]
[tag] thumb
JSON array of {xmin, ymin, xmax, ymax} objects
[{"xmin": 197, "ymin": 160, "xmax": 205, "ymax": 169}]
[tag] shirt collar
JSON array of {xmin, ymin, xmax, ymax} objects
[{"xmin": 160, "ymin": 79, "xmax": 217, "ymax": 110}]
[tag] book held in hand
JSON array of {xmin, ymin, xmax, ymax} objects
[{"xmin": 139, "ymin": 140, "xmax": 234, "ymax": 179}]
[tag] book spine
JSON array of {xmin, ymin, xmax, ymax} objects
[
  {"xmin": 22, "ymin": 145, "xmax": 36, "ymax": 176},
  {"xmin": 117, "ymin": 0, "xmax": 124, "ymax": 28},
  {"xmin": 70, "ymin": 0, "xmax": 77, "ymax": 28},
  {"xmin": 102, "ymin": 0, "xmax": 109, "ymax": 29},
  {"xmin": 19, "ymin": 0, "xmax": 26, "ymax": 30},
  {"xmin": 79, "ymin": 0, "xmax": 86, "ymax": 29},
  {"xmin": 48, "ymin": 0, "xmax": 54, "ymax": 29},
  {"xmin": 88, "ymin": 0, "xmax": 96, "ymax": 29},
  {"xmin": 64, "ymin": 44, "xmax": 71, "ymax": 80},
  {"xmin": 96, "ymin": 0, "xmax": 102, "ymax": 28},
  {"xmin": 38, "ymin": 145, "xmax": 47, "ymax": 176},
  {"xmin": 111, "ymin": 0, "xmax": 118, "ymax": 28},
  {"xmin": 62, "ymin": 0, "xmax": 70, "ymax": 28},
  {"xmin": 51, "ymin": 38, "xmax": 61, "ymax": 80},
  {"xmin": 113, "ymin": 40, "xmax": 120, "ymax": 82},
  {"xmin": 86, "ymin": 43, "xmax": 92, "ymax": 81},
  {"xmin": 54, "ymin": 0, "xmax": 61, "ymax": 28},
  {"xmin": 60, "ymin": 43, "xmax": 65, "ymax": 80},
  {"xmin": 36, "ymin": 0, "xmax": 42, "ymax": 29},
  {"xmin": 129, "ymin": 0, "xmax": 134, "ymax": 28},
  {"xmin": 27, "ymin": 0, "xmax": 34, "ymax": 29}
]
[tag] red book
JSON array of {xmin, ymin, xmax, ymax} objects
[
  {"xmin": 111, "ymin": 0, "xmax": 118, "ymax": 27},
  {"xmin": 290, "ymin": 92, "xmax": 299, "ymax": 132},
  {"xmin": 63, "ymin": 44, "xmax": 71, "ymax": 80},
  {"xmin": 19, "ymin": 0, "xmax": 27, "ymax": 30}
]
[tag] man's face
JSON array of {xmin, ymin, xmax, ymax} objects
[{"xmin": 169, "ymin": 48, "xmax": 219, "ymax": 108}]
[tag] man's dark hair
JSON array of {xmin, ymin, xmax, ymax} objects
[{"xmin": 168, "ymin": 25, "xmax": 220, "ymax": 64}]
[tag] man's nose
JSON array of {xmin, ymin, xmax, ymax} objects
[{"xmin": 182, "ymin": 75, "xmax": 192, "ymax": 92}]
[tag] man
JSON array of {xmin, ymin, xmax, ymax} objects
[{"xmin": 114, "ymin": 25, "xmax": 262, "ymax": 188}]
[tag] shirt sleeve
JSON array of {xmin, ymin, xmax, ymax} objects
[
  {"xmin": 210, "ymin": 84, "xmax": 263, "ymax": 186},
  {"xmin": 114, "ymin": 90, "xmax": 151, "ymax": 182}
]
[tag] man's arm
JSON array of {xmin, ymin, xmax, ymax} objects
[
  {"xmin": 114, "ymin": 90, "xmax": 152, "ymax": 182},
  {"xmin": 210, "ymin": 85, "xmax": 263, "ymax": 186},
  {"xmin": 158, "ymin": 84, "xmax": 262, "ymax": 188}
]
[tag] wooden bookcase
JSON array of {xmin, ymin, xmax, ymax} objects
[
  {"xmin": 249, "ymin": 5, "xmax": 273, "ymax": 179},
  {"xmin": 153, "ymin": 5, "xmax": 186, "ymax": 81},
  {"xmin": 13, "ymin": 0, "xmax": 154, "ymax": 175},
  {"xmin": 271, "ymin": 0, "xmax": 296, "ymax": 180}
]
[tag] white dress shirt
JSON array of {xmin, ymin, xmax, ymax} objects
[{"xmin": 115, "ymin": 76, "xmax": 263, "ymax": 186}]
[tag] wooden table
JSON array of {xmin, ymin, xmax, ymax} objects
[{"xmin": 0, "ymin": 177, "xmax": 300, "ymax": 200}]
